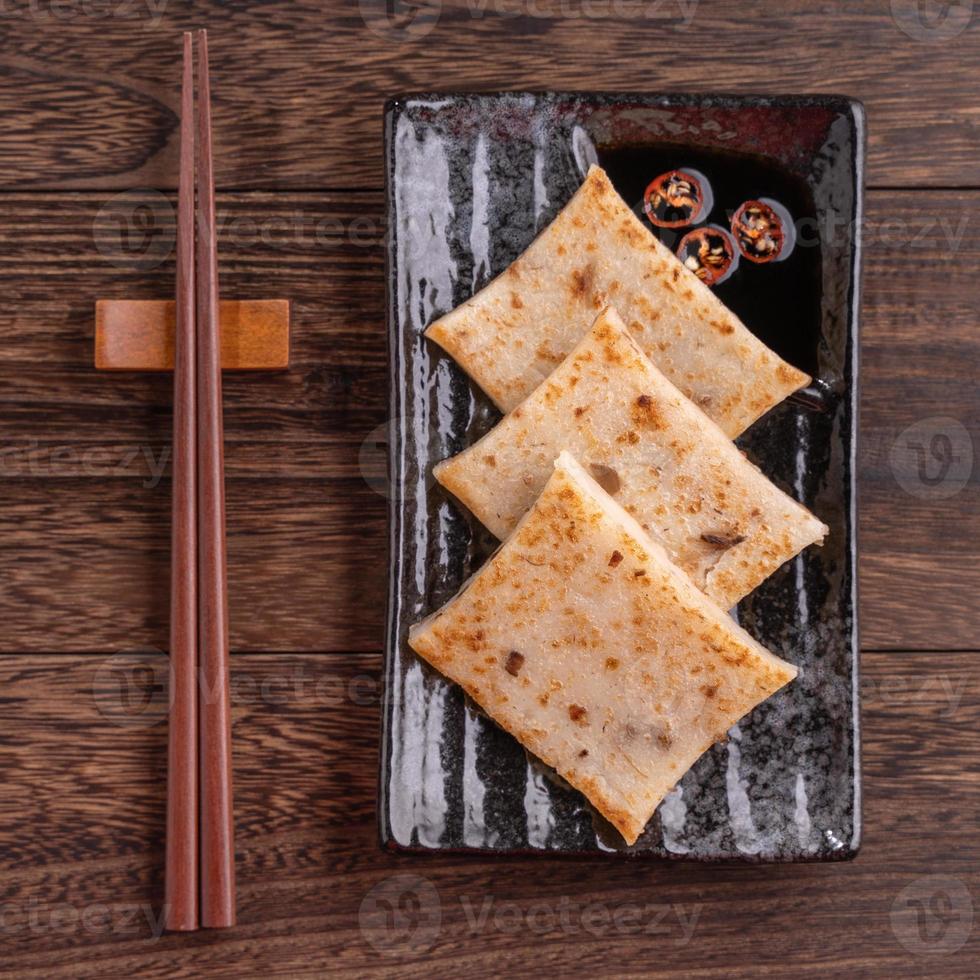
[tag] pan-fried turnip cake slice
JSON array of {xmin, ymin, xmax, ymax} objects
[
  {"xmin": 425, "ymin": 164, "xmax": 809, "ymax": 436},
  {"xmin": 409, "ymin": 452, "xmax": 798, "ymax": 845},
  {"xmin": 435, "ymin": 307, "xmax": 827, "ymax": 610}
]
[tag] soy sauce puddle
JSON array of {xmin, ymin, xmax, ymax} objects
[{"xmin": 598, "ymin": 144, "xmax": 822, "ymax": 380}]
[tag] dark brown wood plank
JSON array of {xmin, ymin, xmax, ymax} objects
[
  {"xmin": 0, "ymin": 651, "xmax": 976, "ymax": 978},
  {"xmin": 859, "ymin": 190, "xmax": 980, "ymax": 650},
  {"xmin": 0, "ymin": 477, "xmax": 385, "ymax": 654},
  {"xmin": 0, "ymin": 2, "xmax": 977, "ymax": 190},
  {"xmin": 0, "ymin": 191, "xmax": 388, "ymax": 652},
  {"xmin": 1, "ymin": 190, "xmax": 978, "ymax": 651}
]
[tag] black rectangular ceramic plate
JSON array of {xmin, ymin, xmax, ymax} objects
[{"xmin": 381, "ymin": 93, "xmax": 863, "ymax": 861}]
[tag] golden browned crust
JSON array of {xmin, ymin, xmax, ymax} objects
[
  {"xmin": 410, "ymin": 452, "xmax": 798, "ymax": 845},
  {"xmin": 425, "ymin": 165, "xmax": 810, "ymax": 436},
  {"xmin": 434, "ymin": 307, "xmax": 827, "ymax": 609}
]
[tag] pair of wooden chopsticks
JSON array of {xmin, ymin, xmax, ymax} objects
[{"xmin": 165, "ymin": 29, "xmax": 236, "ymax": 933}]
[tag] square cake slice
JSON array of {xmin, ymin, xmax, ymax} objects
[
  {"xmin": 435, "ymin": 306, "xmax": 828, "ymax": 610},
  {"xmin": 409, "ymin": 452, "xmax": 798, "ymax": 845},
  {"xmin": 425, "ymin": 164, "xmax": 809, "ymax": 437}
]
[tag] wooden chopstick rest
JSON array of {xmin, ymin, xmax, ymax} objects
[{"xmin": 94, "ymin": 298, "xmax": 289, "ymax": 371}]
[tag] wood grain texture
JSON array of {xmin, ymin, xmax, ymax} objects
[
  {"xmin": 163, "ymin": 31, "xmax": 198, "ymax": 932},
  {"xmin": 195, "ymin": 30, "xmax": 238, "ymax": 927},
  {"xmin": 95, "ymin": 300, "xmax": 290, "ymax": 371},
  {"xmin": 0, "ymin": 478, "xmax": 385, "ymax": 654},
  {"xmin": 0, "ymin": 5, "xmax": 976, "ymax": 976},
  {"xmin": 1, "ymin": 192, "xmax": 978, "ymax": 650},
  {"xmin": 0, "ymin": 651, "xmax": 976, "ymax": 978},
  {"xmin": 0, "ymin": 2, "xmax": 977, "ymax": 190}
]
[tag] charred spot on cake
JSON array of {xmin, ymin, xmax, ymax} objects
[
  {"xmin": 483, "ymin": 454, "xmax": 496, "ymax": 468},
  {"xmin": 504, "ymin": 650, "xmax": 525, "ymax": 676},
  {"xmin": 632, "ymin": 393, "xmax": 663, "ymax": 429},
  {"xmin": 569, "ymin": 264, "xmax": 595, "ymax": 300},
  {"xmin": 701, "ymin": 531, "xmax": 746, "ymax": 549},
  {"xmin": 518, "ymin": 554, "xmax": 546, "ymax": 567},
  {"xmin": 569, "ymin": 704, "xmax": 588, "ymax": 724},
  {"xmin": 700, "ymin": 683, "xmax": 719, "ymax": 700},
  {"xmin": 608, "ymin": 550, "xmax": 624, "ymax": 568},
  {"xmin": 605, "ymin": 657, "xmax": 620, "ymax": 670}
]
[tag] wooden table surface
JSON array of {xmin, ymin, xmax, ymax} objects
[{"xmin": 0, "ymin": 2, "xmax": 977, "ymax": 977}]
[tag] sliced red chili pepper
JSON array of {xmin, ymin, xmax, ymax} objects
[
  {"xmin": 676, "ymin": 225, "xmax": 738, "ymax": 287},
  {"xmin": 731, "ymin": 198, "xmax": 796, "ymax": 264},
  {"xmin": 643, "ymin": 168, "xmax": 713, "ymax": 229}
]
